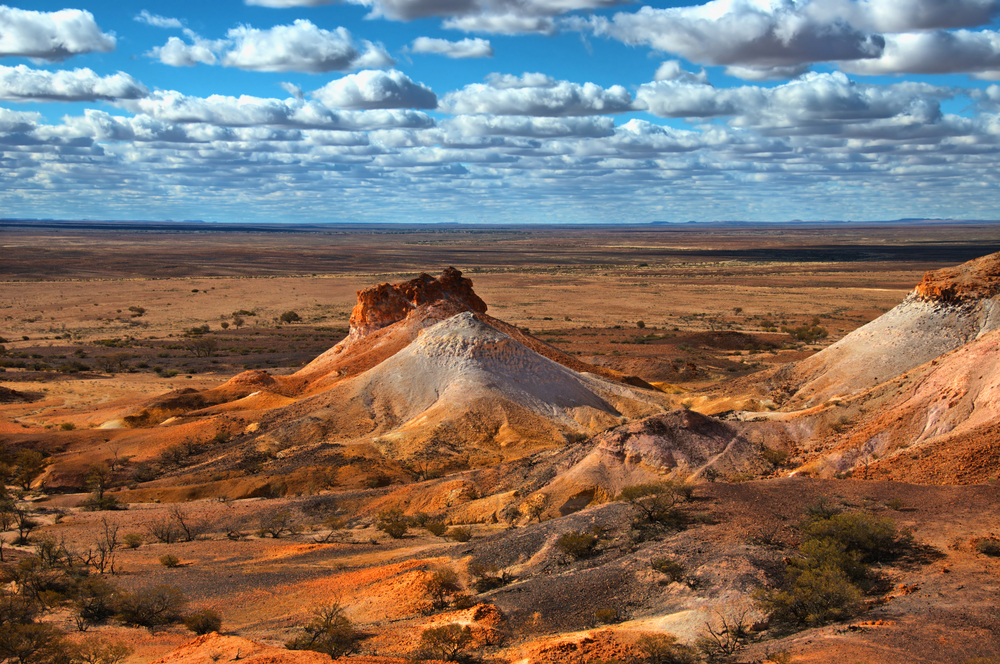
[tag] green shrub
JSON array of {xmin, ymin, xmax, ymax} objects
[
  {"xmin": 634, "ymin": 633, "xmax": 700, "ymax": 664},
  {"xmin": 184, "ymin": 608, "xmax": 223, "ymax": 635},
  {"xmin": 754, "ymin": 565, "xmax": 864, "ymax": 626},
  {"xmin": 801, "ymin": 511, "xmax": 905, "ymax": 564},
  {"xmin": 122, "ymin": 533, "xmax": 143, "ymax": 549},
  {"xmin": 419, "ymin": 623, "xmax": 474, "ymax": 662},
  {"xmin": 556, "ymin": 531, "xmax": 598, "ymax": 559},
  {"xmin": 424, "ymin": 520, "xmax": 448, "ymax": 537},
  {"xmin": 975, "ymin": 538, "xmax": 1000, "ymax": 557},
  {"xmin": 376, "ymin": 510, "xmax": 409, "ymax": 539},
  {"xmin": 159, "ymin": 554, "xmax": 180, "ymax": 568},
  {"xmin": 116, "ymin": 585, "xmax": 187, "ymax": 633},
  {"xmin": 446, "ymin": 526, "xmax": 472, "ymax": 542},
  {"xmin": 651, "ymin": 557, "xmax": 685, "ymax": 582},
  {"xmin": 286, "ymin": 603, "xmax": 363, "ymax": 657}
]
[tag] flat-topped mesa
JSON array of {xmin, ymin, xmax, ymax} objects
[
  {"xmin": 914, "ymin": 251, "xmax": 1000, "ymax": 303},
  {"xmin": 348, "ymin": 267, "xmax": 488, "ymax": 338}
]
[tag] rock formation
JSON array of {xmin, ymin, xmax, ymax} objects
[
  {"xmin": 914, "ymin": 251, "xmax": 1000, "ymax": 302},
  {"xmin": 347, "ymin": 267, "xmax": 488, "ymax": 338}
]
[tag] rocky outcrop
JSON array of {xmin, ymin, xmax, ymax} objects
[
  {"xmin": 914, "ymin": 251, "xmax": 1000, "ymax": 303},
  {"xmin": 348, "ymin": 267, "xmax": 487, "ymax": 338}
]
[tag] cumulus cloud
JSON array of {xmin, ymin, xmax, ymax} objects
[
  {"xmin": 148, "ymin": 20, "xmax": 393, "ymax": 73},
  {"xmin": 635, "ymin": 72, "xmax": 955, "ymax": 134},
  {"xmin": 806, "ymin": 0, "xmax": 1000, "ymax": 33},
  {"xmin": 120, "ymin": 90, "xmax": 435, "ymax": 130},
  {"xmin": 586, "ymin": 2, "xmax": 884, "ymax": 69},
  {"xmin": 0, "ymin": 107, "xmax": 41, "ymax": 132},
  {"xmin": 654, "ymin": 60, "xmax": 708, "ymax": 84},
  {"xmin": 440, "ymin": 74, "xmax": 634, "ymax": 116},
  {"xmin": 150, "ymin": 35, "xmax": 220, "ymax": 67},
  {"xmin": 134, "ymin": 11, "xmax": 183, "ymax": 29},
  {"xmin": 444, "ymin": 114, "xmax": 615, "ymax": 138},
  {"xmin": 0, "ymin": 65, "xmax": 148, "ymax": 102},
  {"xmin": 356, "ymin": 0, "xmax": 627, "ymax": 22},
  {"xmin": 410, "ymin": 37, "xmax": 493, "ymax": 58},
  {"xmin": 841, "ymin": 30, "xmax": 1000, "ymax": 78},
  {"xmin": 442, "ymin": 14, "xmax": 555, "ymax": 34},
  {"xmin": 222, "ymin": 21, "xmax": 393, "ymax": 72},
  {"xmin": 312, "ymin": 70, "xmax": 437, "ymax": 110},
  {"xmin": 281, "ymin": 82, "xmax": 305, "ymax": 99},
  {"xmin": 0, "ymin": 6, "xmax": 116, "ymax": 61}
]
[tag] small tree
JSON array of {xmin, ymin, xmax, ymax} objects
[
  {"xmin": 376, "ymin": 509, "xmax": 409, "ymax": 539},
  {"xmin": 116, "ymin": 585, "xmax": 187, "ymax": 633},
  {"xmin": 285, "ymin": 603, "xmax": 363, "ymax": 658},
  {"xmin": 279, "ymin": 311, "xmax": 301, "ymax": 324},
  {"xmin": 72, "ymin": 636, "xmax": 132, "ymax": 664},
  {"xmin": 73, "ymin": 577, "xmax": 120, "ymax": 632},
  {"xmin": 423, "ymin": 569, "xmax": 462, "ymax": 611},
  {"xmin": 556, "ymin": 531, "xmax": 598, "ymax": 560},
  {"xmin": 14, "ymin": 451, "xmax": 47, "ymax": 491},
  {"xmin": 419, "ymin": 623, "xmax": 474, "ymax": 662},
  {"xmin": 184, "ymin": 608, "xmax": 223, "ymax": 635}
]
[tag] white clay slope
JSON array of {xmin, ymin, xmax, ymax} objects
[{"xmin": 784, "ymin": 293, "xmax": 1000, "ymax": 407}]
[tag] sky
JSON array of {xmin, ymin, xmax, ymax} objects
[{"xmin": 3, "ymin": 0, "xmax": 1000, "ymax": 223}]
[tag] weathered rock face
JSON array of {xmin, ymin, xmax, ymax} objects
[
  {"xmin": 914, "ymin": 251, "xmax": 1000, "ymax": 303},
  {"xmin": 348, "ymin": 267, "xmax": 487, "ymax": 338}
]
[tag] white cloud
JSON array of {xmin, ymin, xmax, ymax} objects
[
  {"xmin": 312, "ymin": 70, "xmax": 437, "ymax": 110},
  {"xmin": 442, "ymin": 14, "xmax": 555, "ymax": 34},
  {"xmin": 841, "ymin": 30, "xmax": 1000, "ymax": 78},
  {"xmin": 0, "ymin": 107, "xmax": 41, "ymax": 132},
  {"xmin": 0, "ymin": 6, "xmax": 115, "ymax": 61},
  {"xmin": 724, "ymin": 64, "xmax": 810, "ymax": 80},
  {"xmin": 222, "ymin": 20, "xmax": 393, "ymax": 73},
  {"xmin": 150, "ymin": 36, "xmax": 219, "ymax": 67},
  {"xmin": 587, "ymin": 3, "xmax": 885, "ymax": 69},
  {"xmin": 634, "ymin": 72, "xmax": 955, "ymax": 135},
  {"xmin": 806, "ymin": 0, "xmax": 999, "ymax": 33},
  {"xmin": 134, "ymin": 11, "xmax": 183, "ymax": 30},
  {"xmin": 0, "ymin": 65, "xmax": 148, "ymax": 102},
  {"xmin": 444, "ymin": 114, "xmax": 615, "ymax": 137},
  {"xmin": 440, "ymin": 74, "xmax": 634, "ymax": 116},
  {"xmin": 119, "ymin": 90, "xmax": 435, "ymax": 130},
  {"xmin": 148, "ymin": 21, "xmax": 393, "ymax": 73},
  {"xmin": 410, "ymin": 37, "xmax": 493, "ymax": 58},
  {"xmin": 281, "ymin": 82, "xmax": 305, "ymax": 100},
  {"xmin": 355, "ymin": 0, "xmax": 626, "ymax": 23},
  {"xmin": 654, "ymin": 60, "xmax": 708, "ymax": 84}
]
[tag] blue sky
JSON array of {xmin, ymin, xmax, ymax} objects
[{"xmin": 3, "ymin": 0, "xmax": 1000, "ymax": 223}]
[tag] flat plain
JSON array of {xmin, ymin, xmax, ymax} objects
[{"xmin": 1, "ymin": 220, "xmax": 999, "ymax": 664}]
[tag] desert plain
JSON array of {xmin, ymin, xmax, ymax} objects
[{"xmin": 0, "ymin": 220, "xmax": 998, "ymax": 664}]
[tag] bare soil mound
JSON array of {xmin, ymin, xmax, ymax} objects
[{"xmin": 251, "ymin": 313, "xmax": 671, "ymax": 465}]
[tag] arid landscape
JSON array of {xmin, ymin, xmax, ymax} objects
[{"xmin": 1, "ymin": 220, "xmax": 999, "ymax": 664}]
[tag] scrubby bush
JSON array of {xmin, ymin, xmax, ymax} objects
[
  {"xmin": 447, "ymin": 526, "xmax": 472, "ymax": 542},
  {"xmin": 975, "ymin": 538, "xmax": 1000, "ymax": 557},
  {"xmin": 116, "ymin": 585, "xmax": 187, "ymax": 633},
  {"xmin": 184, "ymin": 608, "xmax": 223, "ymax": 635},
  {"xmin": 279, "ymin": 311, "xmax": 301, "ymax": 324},
  {"xmin": 423, "ymin": 569, "xmax": 462, "ymax": 611},
  {"xmin": 418, "ymin": 623, "xmax": 474, "ymax": 662},
  {"xmin": 73, "ymin": 635, "xmax": 133, "ymax": 664},
  {"xmin": 755, "ymin": 508, "xmax": 909, "ymax": 629},
  {"xmin": 634, "ymin": 632, "xmax": 700, "ymax": 664},
  {"xmin": 424, "ymin": 520, "xmax": 448, "ymax": 537},
  {"xmin": 651, "ymin": 557, "xmax": 686, "ymax": 582},
  {"xmin": 556, "ymin": 531, "xmax": 598, "ymax": 559},
  {"xmin": 159, "ymin": 554, "xmax": 180, "ymax": 568},
  {"xmin": 285, "ymin": 603, "xmax": 363, "ymax": 658},
  {"xmin": 376, "ymin": 509, "xmax": 409, "ymax": 539}
]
